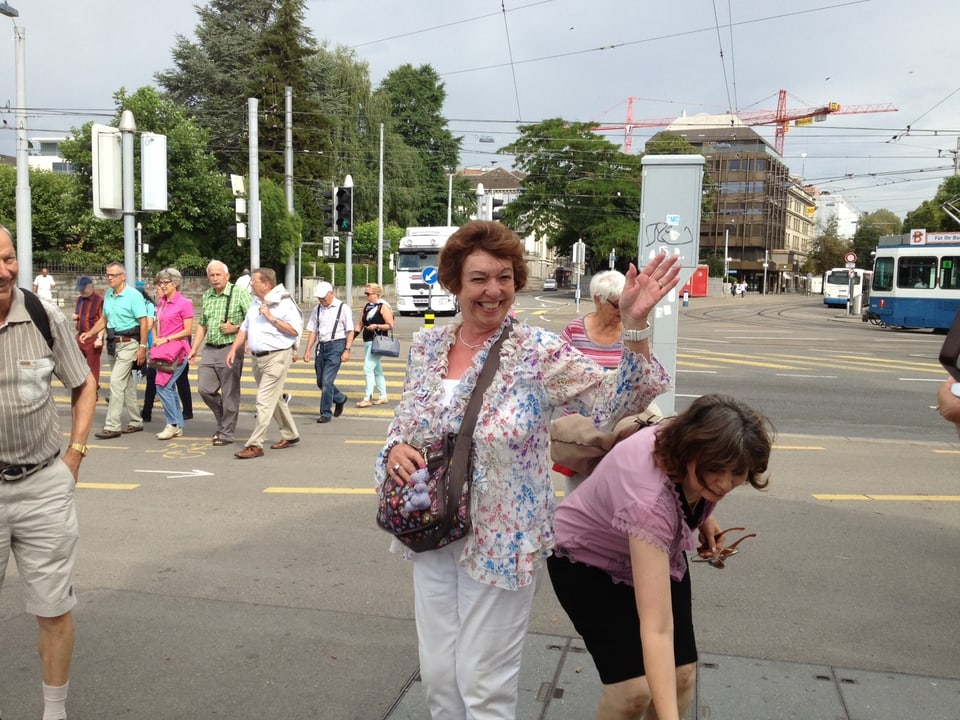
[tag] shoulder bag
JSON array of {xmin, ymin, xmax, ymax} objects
[
  {"xmin": 376, "ymin": 323, "xmax": 512, "ymax": 552},
  {"xmin": 371, "ymin": 331, "xmax": 401, "ymax": 357}
]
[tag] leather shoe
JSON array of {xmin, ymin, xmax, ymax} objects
[
  {"xmin": 121, "ymin": 425, "xmax": 144, "ymax": 434},
  {"xmin": 270, "ymin": 437, "xmax": 300, "ymax": 450},
  {"xmin": 234, "ymin": 445, "xmax": 264, "ymax": 459},
  {"xmin": 316, "ymin": 416, "xmax": 332, "ymax": 424},
  {"xmin": 94, "ymin": 429, "xmax": 121, "ymax": 439},
  {"xmin": 334, "ymin": 398, "xmax": 346, "ymax": 417}
]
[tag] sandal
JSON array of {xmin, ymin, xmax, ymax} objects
[{"xmin": 356, "ymin": 399, "xmax": 373, "ymax": 408}]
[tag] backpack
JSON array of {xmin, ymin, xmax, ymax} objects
[{"xmin": 22, "ymin": 289, "xmax": 54, "ymax": 350}]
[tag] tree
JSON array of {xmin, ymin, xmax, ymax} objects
[
  {"xmin": 499, "ymin": 119, "xmax": 644, "ymax": 269},
  {"xmin": 351, "ymin": 220, "xmax": 404, "ymax": 260},
  {"xmin": 803, "ymin": 217, "xmax": 849, "ymax": 274},
  {"xmin": 851, "ymin": 209, "xmax": 902, "ymax": 268},
  {"xmin": 903, "ymin": 175, "xmax": 960, "ymax": 232},
  {"xmin": 375, "ymin": 64, "xmax": 462, "ymax": 225}
]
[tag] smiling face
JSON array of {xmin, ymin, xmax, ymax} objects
[{"xmin": 458, "ymin": 250, "xmax": 515, "ymax": 335}]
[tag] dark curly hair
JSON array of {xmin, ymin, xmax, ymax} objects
[
  {"xmin": 653, "ymin": 394, "xmax": 773, "ymax": 490},
  {"xmin": 437, "ymin": 220, "xmax": 528, "ymax": 295}
]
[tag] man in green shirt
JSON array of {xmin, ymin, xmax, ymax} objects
[{"xmin": 187, "ymin": 260, "xmax": 252, "ymax": 446}]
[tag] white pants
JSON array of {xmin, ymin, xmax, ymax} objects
[{"xmin": 412, "ymin": 539, "xmax": 539, "ymax": 720}]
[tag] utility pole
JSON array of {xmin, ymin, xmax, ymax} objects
[
  {"xmin": 283, "ymin": 87, "xmax": 296, "ymax": 299},
  {"xmin": 344, "ymin": 174, "xmax": 354, "ymax": 302},
  {"xmin": 120, "ymin": 110, "xmax": 136, "ymax": 281},
  {"xmin": 248, "ymin": 98, "xmax": 261, "ymax": 270}
]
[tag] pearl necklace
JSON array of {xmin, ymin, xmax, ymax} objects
[{"xmin": 457, "ymin": 329, "xmax": 488, "ymax": 350}]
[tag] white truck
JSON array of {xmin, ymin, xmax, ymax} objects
[{"xmin": 394, "ymin": 226, "xmax": 460, "ymax": 316}]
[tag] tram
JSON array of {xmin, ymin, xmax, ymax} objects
[
  {"xmin": 823, "ymin": 267, "xmax": 872, "ymax": 308},
  {"xmin": 866, "ymin": 232, "xmax": 960, "ymax": 330}
]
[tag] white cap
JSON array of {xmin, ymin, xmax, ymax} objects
[{"xmin": 314, "ymin": 281, "xmax": 333, "ymax": 298}]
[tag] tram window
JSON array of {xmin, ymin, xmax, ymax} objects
[
  {"xmin": 897, "ymin": 257, "xmax": 937, "ymax": 289},
  {"xmin": 941, "ymin": 257, "xmax": 960, "ymax": 290},
  {"xmin": 872, "ymin": 258, "xmax": 894, "ymax": 291}
]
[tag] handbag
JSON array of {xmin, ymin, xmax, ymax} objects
[
  {"xmin": 146, "ymin": 346, "xmax": 184, "ymax": 373},
  {"xmin": 371, "ymin": 332, "xmax": 400, "ymax": 357},
  {"xmin": 550, "ymin": 406, "xmax": 663, "ymax": 479},
  {"xmin": 376, "ymin": 323, "xmax": 512, "ymax": 552}
]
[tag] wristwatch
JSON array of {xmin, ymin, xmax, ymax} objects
[
  {"xmin": 68, "ymin": 442, "xmax": 88, "ymax": 457},
  {"xmin": 622, "ymin": 323, "xmax": 652, "ymax": 343}
]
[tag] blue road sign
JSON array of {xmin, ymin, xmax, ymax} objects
[{"xmin": 422, "ymin": 266, "xmax": 439, "ymax": 285}]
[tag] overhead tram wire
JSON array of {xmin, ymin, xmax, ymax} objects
[
  {"xmin": 349, "ymin": 0, "xmax": 556, "ymax": 49},
  {"xmin": 711, "ymin": 0, "xmax": 735, "ymax": 115},
  {"xmin": 500, "ymin": 0, "xmax": 524, "ymax": 122},
  {"xmin": 438, "ymin": 0, "xmax": 870, "ymax": 77}
]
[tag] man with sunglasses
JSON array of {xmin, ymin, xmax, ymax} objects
[{"xmin": 80, "ymin": 262, "xmax": 149, "ymax": 439}]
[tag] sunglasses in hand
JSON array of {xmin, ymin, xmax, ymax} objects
[{"xmin": 693, "ymin": 527, "xmax": 757, "ymax": 569}]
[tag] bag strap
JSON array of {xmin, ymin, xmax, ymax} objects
[
  {"xmin": 222, "ymin": 286, "xmax": 233, "ymax": 323},
  {"xmin": 446, "ymin": 321, "xmax": 512, "ymax": 500}
]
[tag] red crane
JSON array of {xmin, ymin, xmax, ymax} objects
[{"xmin": 595, "ymin": 90, "xmax": 898, "ymax": 155}]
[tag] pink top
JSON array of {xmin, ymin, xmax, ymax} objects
[
  {"xmin": 560, "ymin": 315, "xmax": 621, "ymax": 370},
  {"xmin": 553, "ymin": 426, "xmax": 715, "ymax": 584},
  {"xmin": 154, "ymin": 292, "xmax": 194, "ymax": 386}
]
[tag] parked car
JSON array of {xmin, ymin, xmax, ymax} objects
[{"xmin": 543, "ymin": 278, "xmax": 557, "ymax": 291}]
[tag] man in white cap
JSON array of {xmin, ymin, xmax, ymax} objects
[{"xmin": 302, "ymin": 281, "xmax": 354, "ymax": 423}]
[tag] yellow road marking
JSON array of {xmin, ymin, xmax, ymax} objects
[
  {"xmin": 78, "ymin": 482, "xmax": 140, "ymax": 490},
  {"xmin": 814, "ymin": 494, "xmax": 960, "ymax": 502},
  {"xmin": 774, "ymin": 445, "xmax": 826, "ymax": 451}
]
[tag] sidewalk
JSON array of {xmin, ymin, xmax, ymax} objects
[{"xmin": 385, "ymin": 632, "xmax": 960, "ymax": 719}]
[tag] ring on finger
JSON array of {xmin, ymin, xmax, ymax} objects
[{"xmin": 393, "ymin": 463, "xmax": 401, "ymax": 473}]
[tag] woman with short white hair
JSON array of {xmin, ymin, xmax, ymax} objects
[{"xmin": 152, "ymin": 268, "xmax": 194, "ymax": 439}]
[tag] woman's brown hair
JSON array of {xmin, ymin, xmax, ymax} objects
[
  {"xmin": 438, "ymin": 220, "xmax": 528, "ymax": 295},
  {"xmin": 653, "ymin": 394, "xmax": 773, "ymax": 490}
]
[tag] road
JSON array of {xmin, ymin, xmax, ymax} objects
[{"xmin": 1, "ymin": 290, "xmax": 957, "ymax": 719}]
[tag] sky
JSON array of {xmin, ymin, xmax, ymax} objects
[{"xmin": 1, "ymin": 0, "xmax": 958, "ymax": 219}]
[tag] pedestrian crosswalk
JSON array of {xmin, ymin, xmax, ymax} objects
[{"xmin": 54, "ymin": 356, "xmax": 409, "ymax": 419}]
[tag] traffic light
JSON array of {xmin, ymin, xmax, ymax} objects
[
  {"xmin": 335, "ymin": 186, "xmax": 353, "ymax": 232},
  {"xmin": 90, "ymin": 123, "xmax": 122, "ymax": 220},
  {"xmin": 322, "ymin": 186, "xmax": 337, "ymax": 230},
  {"xmin": 332, "ymin": 236, "xmax": 341, "ymax": 259},
  {"xmin": 227, "ymin": 174, "xmax": 247, "ymax": 244}
]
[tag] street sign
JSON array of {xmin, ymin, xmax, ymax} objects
[
  {"xmin": 845, "ymin": 252, "xmax": 857, "ymax": 264},
  {"xmin": 422, "ymin": 266, "xmax": 438, "ymax": 285}
]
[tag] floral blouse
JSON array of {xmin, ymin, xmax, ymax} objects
[{"xmin": 376, "ymin": 318, "xmax": 671, "ymax": 591}]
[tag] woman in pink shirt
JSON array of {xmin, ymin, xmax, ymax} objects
[
  {"xmin": 548, "ymin": 394, "xmax": 773, "ymax": 720},
  {"xmin": 152, "ymin": 268, "xmax": 194, "ymax": 439}
]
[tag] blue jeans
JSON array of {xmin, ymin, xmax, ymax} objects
[
  {"xmin": 156, "ymin": 358, "xmax": 189, "ymax": 426},
  {"xmin": 314, "ymin": 338, "xmax": 347, "ymax": 418}
]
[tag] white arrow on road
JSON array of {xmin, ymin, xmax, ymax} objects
[{"xmin": 134, "ymin": 469, "xmax": 215, "ymax": 479}]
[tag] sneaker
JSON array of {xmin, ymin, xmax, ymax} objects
[
  {"xmin": 357, "ymin": 399, "xmax": 372, "ymax": 408},
  {"xmin": 156, "ymin": 424, "xmax": 183, "ymax": 440}
]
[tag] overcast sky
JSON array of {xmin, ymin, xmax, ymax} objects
[{"xmin": 1, "ymin": 0, "xmax": 958, "ymax": 219}]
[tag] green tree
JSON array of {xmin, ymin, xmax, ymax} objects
[
  {"xmin": 499, "ymin": 119, "xmax": 644, "ymax": 269},
  {"xmin": 803, "ymin": 217, "xmax": 850, "ymax": 274},
  {"xmin": 851, "ymin": 209, "xmax": 902, "ymax": 268},
  {"xmin": 903, "ymin": 175, "xmax": 960, "ymax": 232},
  {"xmin": 351, "ymin": 220, "xmax": 404, "ymax": 260},
  {"xmin": 375, "ymin": 64, "xmax": 462, "ymax": 225}
]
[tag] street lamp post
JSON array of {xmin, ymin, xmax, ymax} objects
[{"xmin": 723, "ymin": 227, "xmax": 730, "ymax": 291}]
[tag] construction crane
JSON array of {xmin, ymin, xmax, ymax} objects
[{"xmin": 595, "ymin": 90, "xmax": 898, "ymax": 155}]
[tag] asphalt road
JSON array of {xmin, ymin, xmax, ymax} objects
[{"xmin": 1, "ymin": 289, "xmax": 958, "ymax": 719}]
